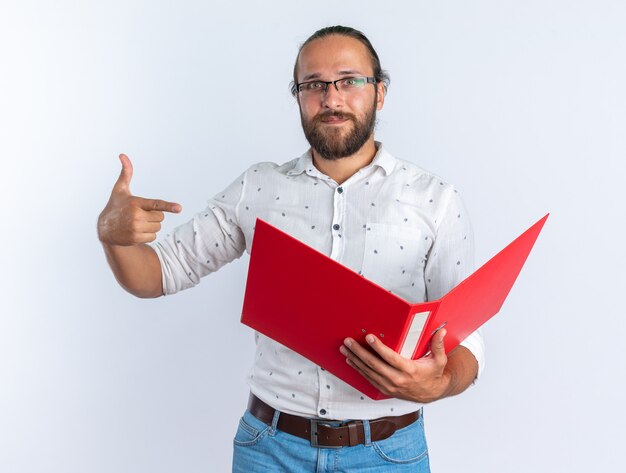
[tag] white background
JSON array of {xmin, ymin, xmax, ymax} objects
[{"xmin": 1, "ymin": 1, "xmax": 625, "ymax": 471}]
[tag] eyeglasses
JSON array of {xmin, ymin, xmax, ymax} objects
[{"xmin": 295, "ymin": 76, "xmax": 377, "ymax": 96}]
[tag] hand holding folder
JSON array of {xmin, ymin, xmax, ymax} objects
[{"xmin": 241, "ymin": 214, "xmax": 548, "ymax": 400}]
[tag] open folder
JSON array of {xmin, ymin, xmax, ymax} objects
[{"xmin": 241, "ymin": 214, "xmax": 548, "ymax": 400}]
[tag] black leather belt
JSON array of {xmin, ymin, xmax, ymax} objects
[{"xmin": 247, "ymin": 393, "xmax": 420, "ymax": 448}]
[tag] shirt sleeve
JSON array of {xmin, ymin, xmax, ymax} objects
[
  {"xmin": 424, "ymin": 187, "xmax": 486, "ymax": 379},
  {"xmin": 149, "ymin": 171, "xmax": 247, "ymax": 296}
]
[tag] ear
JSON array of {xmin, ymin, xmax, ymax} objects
[{"xmin": 375, "ymin": 81, "xmax": 385, "ymax": 111}]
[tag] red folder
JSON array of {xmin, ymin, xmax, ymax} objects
[{"xmin": 241, "ymin": 214, "xmax": 548, "ymax": 400}]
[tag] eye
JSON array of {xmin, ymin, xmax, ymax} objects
[
  {"xmin": 340, "ymin": 77, "xmax": 364, "ymax": 88},
  {"xmin": 302, "ymin": 81, "xmax": 325, "ymax": 91}
]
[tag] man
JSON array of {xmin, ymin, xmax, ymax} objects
[{"xmin": 97, "ymin": 25, "xmax": 484, "ymax": 472}]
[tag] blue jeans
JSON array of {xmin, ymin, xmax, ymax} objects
[{"xmin": 232, "ymin": 409, "xmax": 430, "ymax": 472}]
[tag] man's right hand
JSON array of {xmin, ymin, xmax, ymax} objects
[{"xmin": 97, "ymin": 154, "xmax": 182, "ymax": 246}]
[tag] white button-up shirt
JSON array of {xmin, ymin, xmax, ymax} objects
[{"xmin": 150, "ymin": 142, "xmax": 485, "ymax": 420}]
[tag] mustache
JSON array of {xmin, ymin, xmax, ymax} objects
[{"xmin": 313, "ymin": 111, "xmax": 357, "ymax": 123}]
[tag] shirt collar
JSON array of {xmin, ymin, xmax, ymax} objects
[
  {"xmin": 287, "ymin": 150, "xmax": 314, "ymax": 176},
  {"xmin": 369, "ymin": 142, "xmax": 396, "ymax": 176},
  {"xmin": 287, "ymin": 141, "xmax": 396, "ymax": 177}
]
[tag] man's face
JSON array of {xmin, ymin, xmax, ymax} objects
[{"xmin": 295, "ymin": 35, "xmax": 385, "ymax": 160}]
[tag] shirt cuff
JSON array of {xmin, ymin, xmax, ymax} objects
[
  {"xmin": 148, "ymin": 241, "xmax": 169, "ymax": 296},
  {"xmin": 459, "ymin": 329, "xmax": 485, "ymax": 381}
]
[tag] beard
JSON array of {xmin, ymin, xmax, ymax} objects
[{"xmin": 300, "ymin": 95, "xmax": 377, "ymax": 161}]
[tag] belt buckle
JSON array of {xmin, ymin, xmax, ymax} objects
[{"xmin": 309, "ymin": 419, "xmax": 342, "ymax": 449}]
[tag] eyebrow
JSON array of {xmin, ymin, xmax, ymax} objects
[{"xmin": 301, "ymin": 70, "xmax": 364, "ymax": 81}]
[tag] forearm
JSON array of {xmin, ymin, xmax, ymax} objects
[
  {"xmin": 437, "ymin": 345, "xmax": 478, "ymax": 400},
  {"xmin": 101, "ymin": 242, "xmax": 163, "ymax": 298}
]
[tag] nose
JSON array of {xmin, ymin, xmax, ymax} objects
[{"xmin": 321, "ymin": 82, "xmax": 344, "ymax": 109}]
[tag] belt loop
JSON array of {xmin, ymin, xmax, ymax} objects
[
  {"xmin": 269, "ymin": 409, "xmax": 280, "ymax": 437},
  {"xmin": 362, "ymin": 419, "xmax": 372, "ymax": 446},
  {"xmin": 348, "ymin": 423, "xmax": 359, "ymax": 447}
]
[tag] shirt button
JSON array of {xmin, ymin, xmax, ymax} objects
[
  {"xmin": 333, "ymin": 224, "xmax": 340, "ymax": 231},
  {"xmin": 319, "ymin": 409, "xmax": 327, "ymax": 415},
  {"xmin": 337, "ymin": 187, "xmax": 344, "ymax": 194}
]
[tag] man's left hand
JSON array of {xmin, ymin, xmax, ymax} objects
[{"xmin": 339, "ymin": 329, "xmax": 452, "ymax": 403}]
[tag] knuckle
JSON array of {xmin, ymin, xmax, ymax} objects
[
  {"xmin": 130, "ymin": 220, "xmax": 142, "ymax": 233},
  {"xmin": 131, "ymin": 233, "xmax": 146, "ymax": 244},
  {"xmin": 392, "ymin": 376, "xmax": 405, "ymax": 390}
]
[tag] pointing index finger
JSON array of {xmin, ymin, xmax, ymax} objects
[{"xmin": 136, "ymin": 197, "xmax": 182, "ymax": 213}]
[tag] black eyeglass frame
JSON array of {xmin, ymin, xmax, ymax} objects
[{"xmin": 294, "ymin": 76, "xmax": 377, "ymax": 95}]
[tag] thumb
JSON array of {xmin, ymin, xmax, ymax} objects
[
  {"xmin": 430, "ymin": 328, "xmax": 447, "ymax": 363},
  {"xmin": 113, "ymin": 153, "xmax": 133, "ymax": 193}
]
